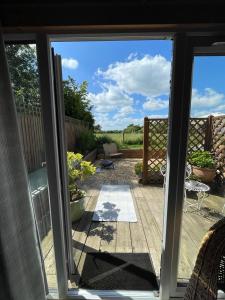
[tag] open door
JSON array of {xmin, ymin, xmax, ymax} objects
[{"xmin": 51, "ymin": 48, "xmax": 75, "ymax": 276}]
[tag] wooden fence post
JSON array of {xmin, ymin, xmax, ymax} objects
[
  {"xmin": 122, "ymin": 130, "xmax": 125, "ymax": 143},
  {"xmin": 142, "ymin": 117, "xmax": 149, "ymax": 184},
  {"xmin": 205, "ymin": 115, "xmax": 213, "ymax": 151}
]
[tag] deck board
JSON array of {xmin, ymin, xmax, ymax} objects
[
  {"xmin": 43, "ymin": 159, "xmax": 224, "ymax": 288},
  {"xmin": 116, "ymin": 222, "xmax": 132, "ymax": 252},
  {"xmin": 130, "ymin": 196, "xmax": 149, "ymax": 253},
  {"xmin": 100, "ymin": 222, "xmax": 117, "ymax": 252}
]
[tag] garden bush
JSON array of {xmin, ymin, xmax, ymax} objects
[
  {"xmin": 95, "ymin": 135, "xmax": 113, "ymax": 145},
  {"xmin": 77, "ymin": 130, "xmax": 96, "ymax": 155},
  {"xmin": 125, "ymin": 137, "xmax": 143, "ymax": 145},
  {"xmin": 134, "ymin": 162, "xmax": 143, "ymax": 176}
]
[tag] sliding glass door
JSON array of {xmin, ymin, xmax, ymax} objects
[
  {"xmin": 176, "ymin": 40, "xmax": 225, "ymax": 297},
  {"xmin": 162, "ymin": 36, "xmax": 225, "ymax": 299}
]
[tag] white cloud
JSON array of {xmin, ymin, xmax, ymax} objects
[
  {"xmin": 143, "ymin": 97, "xmax": 169, "ymax": 111},
  {"xmin": 148, "ymin": 114, "xmax": 168, "ymax": 118},
  {"xmin": 90, "ymin": 54, "xmax": 225, "ymax": 129},
  {"xmin": 127, "ymin": 52, "xmax": 138, "ymax": 60},
  {"xmin": 113, "ymin": 106, "xmax": 135, "ymax": 119},
  {"xmin": 62, "ymin": 57, "xmax": 79, "ymax": 69},
  {"xmin": 88, "ymin": 84, "xmax": 133, "ymax": 114},
  {"xmin": 195, "ymin": 111, "xmax": 225, "ymax": 118},
  {"xmin": 191, "ymin": 88, "xmax": 225, "ymax": 117},
  {"xmin": 95, "ymin": 113, "xmax": 143, "ymax": 131},
  {"xmin": 97, "ymin": 54, "xmax": 171, "ymax": 97},
  {"xmin": 192, "ymin": 88, "xmax": 224, "ymax": 108}
]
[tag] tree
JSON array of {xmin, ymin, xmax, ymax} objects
[
  {"xmin": 6, "ymin": 44, "xmax": 95, "ymax": 128},
  {"xmin": 94, "ymin": 124, "xmax": 102, "ymax": 132},
  {"xmin": 6, "ymin": 44, "xmax": 40, "ymax": 106},
  {"xmin": 63, "ymin": 76, "xmax": 95, "ymax": 128},
  {"xmin": 125, "ymin": 124, "xmax": 142, "ymax": 133}
]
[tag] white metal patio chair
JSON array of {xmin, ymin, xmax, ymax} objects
[
  {"xmin": 160, "ymin": 162, "xmax": 197, "ymax": 211},
  {"xmin": 160, "ymin": 162, "xmax": 192, "ymax": 189}
]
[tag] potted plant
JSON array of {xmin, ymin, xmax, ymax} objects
[
  {"xmin": 189, "ymin": 150, "xmax": 216, "ymax": 183},
  {"xmin": 67, "ymin": 152, "xmax": 96, "ymax": 222}
]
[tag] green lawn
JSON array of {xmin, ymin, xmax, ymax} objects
[
  {"xmin": 96, "ymin": 132, "xmax": 205, "ymax": 151},
  {"xmin": 96, "ymin": 132, "xmax": 143, "ymax": 149}
]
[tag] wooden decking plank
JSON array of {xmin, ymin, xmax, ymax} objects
[
  {"xmin": 73, "ymin": 196, "xmax": 98, "ymax": 269},
  {"xmin": 84, "ymin": 221, "xmax": 103, "ymax": 252},
  {"xmin": 77, "ymin": 221, "xmax": 103, "ymax": 276},
  {"xmin": 46, "ymin": 274, "xmax": 57, "ymax": 289},
  {"xmin": 136, "ymin": 196, "xmax": 161, "ymax": 276},
  {"xmin": 44, "ymin": 247, "xmax": 56, "ymax": 275},
  {"xmin": 41, "ymin": 229, "xmax": 53, "ymax": 259},
  {"xmin": 100, "ymin": 222, "xmax": 117, "ymax": 253},
  {"xmin": 131, "ymin": 182, "xmax": 144, "ymax": 198},
  {"xmin": 130, "ymin": 196, "xmax": 149, "ymax": 253},
  {"xmin": 178, "ymin": 227, "xmax": 196, "ymax": 279},
  {"xmin": 116, "ymin": 222, "xmax": 132, "ymax": 253},
  {"xmin": 141, "ymin": 185, "xmax": 164, "ymax": 230},
  {"xmin": 72, "ymin": 195, "xmax": 92, "ymax": 238}
]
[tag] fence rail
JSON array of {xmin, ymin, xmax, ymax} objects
[
  {"xmin": 143, "ymin": 115, "xmax": 225, "ymax": 183},
  {"xmin": 16, "ymin": 103, "xmax": 89, "ymax": 172}
]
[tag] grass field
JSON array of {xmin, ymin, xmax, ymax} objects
[
  {"xmin": 96, "ymin": 132, "xmax": 205, "ymax": 150},
  {"xmin": 96, "ymin": 132, "xmax": 143, "ymax": 149}
]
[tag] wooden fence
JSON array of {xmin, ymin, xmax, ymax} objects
[
  {"xmin": 65, "ymin": 116, "xmax": 89, "ymax": 151},
  {"xmin": 142, "ymin": 115, "xmax": 225, "ymax": 183},
  {"xmin": 17, "ymin": 103, "xmax": 89, "ymax": 172}
]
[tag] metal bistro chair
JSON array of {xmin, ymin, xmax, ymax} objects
[{"xmin": 160, "ymin": 162, "xmax": 192, "ymax": 189}]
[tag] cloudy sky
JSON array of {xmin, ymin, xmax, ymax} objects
[{"xmin": 53, "ymin": 40, "xmax": 225, "ymax": 130}]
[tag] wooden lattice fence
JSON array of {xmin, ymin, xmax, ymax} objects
[
  {"xmin": 212, "ymin": 116, "xmax": 225, "ymax": 173},
  {"xmin": 143, "ymin": 115, "xmax": 225, "ymax": 183}
]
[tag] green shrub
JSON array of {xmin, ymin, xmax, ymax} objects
[
  {"xmin": 189, "ymin": 150, "xmax": 215, "ymax": 169},
  {"xmin": 134, "ymin": 162, "xmax": 143, "ymax": 175},
  {"xmin": 95, "ymin": 134, "xmax": 121, "ymax": 150},
  {"xmin": 95, "ymin": 135, "xmax": 113, "ymax": 145},
  {"xmin": 125, "ymin": 137, "xmax": 143, "ymax": 145},
  {"xmin": 77, "ymin": 130, "xmax": 96, "ymax": 155},
  {"xmin": 67, "ymin": 152, "xmax": 96, "ymax": 201}
]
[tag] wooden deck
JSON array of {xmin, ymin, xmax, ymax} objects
[{"xmin": 43, "ymin": 159, "xmax": 225, "ymax": 289}]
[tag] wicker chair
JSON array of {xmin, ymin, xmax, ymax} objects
[{"xmin": 184, "ymin": 217, "xmax": 225, "ymax": 300}]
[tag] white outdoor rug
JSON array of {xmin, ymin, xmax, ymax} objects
[{"xmin": 92, "ymin": 185, "xmax": 137, "ymax": 222}]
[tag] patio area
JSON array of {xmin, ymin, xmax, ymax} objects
[{"xmin": 43, "ymin": 158, "xmax": 225, "ymax": 289}]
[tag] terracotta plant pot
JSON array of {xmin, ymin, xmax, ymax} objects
[
  {"xmin": 192, "ymin": 165, "xmax": 216, "ymax": 183},
  {"xmin": 70, "ymin": 197, "xmax": 85, "ymax": 222}
]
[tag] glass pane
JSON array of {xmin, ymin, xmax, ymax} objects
[
  {"xmin": 53, "ymin": 40, "xmax": 172, "ymax": 291},
  {"xmin": 6, "ymin": 43, "xmax": 57, "ymax": 290},
  {"xmin": 178, "ymin": 56, "xmax": 225, "ymax": 287}
]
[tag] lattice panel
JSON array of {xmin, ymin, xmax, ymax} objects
[
  {"xmin": 148, "ymin": 119, "xmax": 168, "ymax": 181},
  {"xmin": 145, "ymin": 116, "xmax": 225, "ymax": 183},
  {"xmin": 212, "ymin": 116, "xmax": 225, "ymax": 171},
  {"xmin": 146, "ymin": 117, "xmax": 208, "ymax": 183},
  {"xmin": 187, "ymin": 118, "xmax": 208, "ymax": 153}
]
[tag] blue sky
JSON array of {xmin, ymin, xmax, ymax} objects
[{"xmin": 53, "ymin": 40, "xmax": 225, "ymax": 130}]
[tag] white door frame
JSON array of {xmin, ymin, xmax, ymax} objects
[
  {"xmin": 36, "ymin": 34, "xmax": 68, "ymax": 298},
  {"xmin": 4, "ymin": 31, "xmax": 225, "ymax": 300},
  {"xmin": 161, "ymin": 35, "xmax": 225, "ymax": 299}
]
